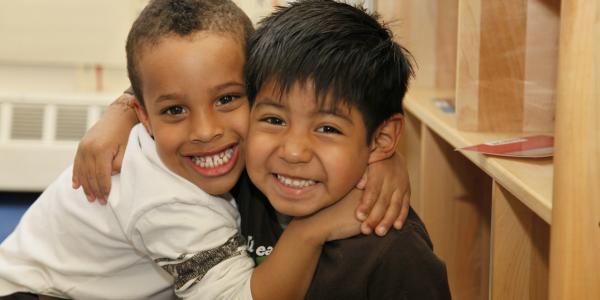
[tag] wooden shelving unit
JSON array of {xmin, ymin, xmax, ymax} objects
[
  {"xmin": 401, "ymin": 89, "xmax": 552, "ymax": 299},
  {"xmin": 376, "ymin": 0, "xmax": 599, "ymax": 299},
  {"xmin": 404, "ymin": 90, "xmax": 554, "ymax": 223}
]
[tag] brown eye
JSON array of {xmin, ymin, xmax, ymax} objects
[
  {"xmin": 261, "ymin": 116, "xmax": 285, "ymax": 126},
  {"xmin": 162, "ymin": 106, "xmax": 186, "ymax": 115},
  {"xmin": 316, "ymin": 125, "xmax": 341, "ymax": 134},
  {"xmin": 216, "ymin": 95, "xmax": 239, "ymax": 106}
]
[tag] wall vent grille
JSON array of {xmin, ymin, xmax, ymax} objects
[
  {"xmin": 56, "ymin": 105, "xmax": 87, "ymax": 141},
  {"xmin": 10, "ymin": 104, "xmax": 44, "ymax": 140}
]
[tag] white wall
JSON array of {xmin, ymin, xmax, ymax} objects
[
  {"xmin": 0, "ymin": 0, "xmax": 146, "ymax": 94},
  {"xmin": 0, "ymin": 0, "xmax": 374, "ymax": 191},
  {"xmin": 0, "ymin": 0, "xmax": 144, "ymax": 67},
  {"xmin": 0, "ymin": 0, "xmax": 373, "ymax": 95}
]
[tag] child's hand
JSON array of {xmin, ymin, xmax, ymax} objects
[
  {"xmin": 355, "ymin": 152, "xmax": 411, "ymax": 236},
  {"xmin": 71, "ymin": 93, "xmax": 139, "ymax": 204},
  {"xmin": 303, "ymin": 188, "xmax": 363, "ymax": 242}
]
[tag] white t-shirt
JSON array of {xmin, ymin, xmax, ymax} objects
[{"xmin": 0, "ymin": 124, "xmax": 254, "ymax": 300}]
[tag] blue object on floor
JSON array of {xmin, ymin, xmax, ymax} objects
[{"xmin": 0, "ymin": 192, "xmax": 39, "ymax": 242}]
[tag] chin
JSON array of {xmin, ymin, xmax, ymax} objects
[
  {"xmin": 202, "ymin": 185, "xmax": 229, "ymax": 195},
  {"xmin": 196, "ymin": 176, "xmax": 236, "ymax": 196},
  {"xmin": 271, "ymin": 200, "xmax": 321, "ymax": 217},
  {"xmin": 200, "ymin": 167, "xmax": 245, "ymax": 195}
]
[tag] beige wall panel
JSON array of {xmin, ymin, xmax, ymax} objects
[
  {"xmin": 456, "ymin": 0, "xmax": 526, "ymax": 132},
  {"xmin": 455, "ymin": 0, "xmax": 557, "ymax": 133},
  {"xmin": 523, "ymin": 0, "xmax": 559, "ymax": 132},
  {"xmin": 375, "ymin": 0, "xmax": 411, "ymax": 45},
  {"xmin": 376, "ymin": 1, "xmax": 437, "ymax": 89},
  {"xmin": 455, "ymin": 0, "xmax": 481, "ymax": 131},
  {"xmin": 477, "ymin": 0, "xmax": 526, "ymax": 132},
  {"xmin": 0, "ymin": 0, "xmax": 143, "ymax": 67},
  {"xmin": 234, "ymin": 0, "xmax": 280, "ymax": 24},
  {"xmin": 377, "ymin": 0, "xmax": 459, "ymax": 91},
  {"xmin": 407, "ymin": 1, "xmax": 437, "ymax": 89},
  {"xmin": 435, "ymin": 0, "xmax": 458, "ymax": 91}
]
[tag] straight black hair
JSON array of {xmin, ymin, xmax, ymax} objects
[{"xmin": 245, "ymin": 0, "xmax": 414, "ymax": 142}]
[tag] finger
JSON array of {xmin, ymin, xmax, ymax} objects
[
  {"xmin": 84, "ymin": 155, "xmax": 102, "ymax": 203},
  {"xmin": 112, "ymin": 145, "xmax": 125, "ymax": 174},
  {"xmin": 356, "ymin": 184, "xmax": 380, "ymax": 222},
  {"xmin": 362, "ymin": 189, "xmax": 387, "ymax": 235},
  {"xmin": 393, "ymin": 193, "xmax": 411, "ymax": 230},
  {"xmin": 361, "ymin": 221, "xmax": 373, "ymax": 235},
  {"xmin": 79, "ymin": 169, "xmax": 96, "ymax": 203},
  {"xmin": 355, "ymin": 172, "xmax": 367, "ymax": 190},
  {"xmin": 72, "ymin": 176, "xmax": 81, "ymax": 189},
  {"xmin": 75, "ymin": 150, "xmax": 96, "ymax": 202},
  {"xmin": 72, "ymin": 145, "xmax": 85, "ymax": 189},
  {"xmin": 355, "ymin": 169, "xmax": 383, "ymax": 221},
  {"xmin": 375, "ymin": 190, "xmax": 403, "ymax": 236},
  {"xmin": 95, "ymin": 151, "xmax": 114, "ymax": 204},
  {"xmin": 72, "ymin": 156, "xmax": 82, "ymax": 189}
]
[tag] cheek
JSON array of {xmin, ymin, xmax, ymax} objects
[
  {"xmin": 152, "ymin": 118, "xmax": 187, "ymax": 146},
  {"xmin": 229, "ymin": 105, "xmax": 250, "ymax": 137},
  {"xmin": 246, "ymin": 131, "xmax": 275, "ymax": 175},
  {"xmin": 321, "ymin": 146, "xmax": 368, "ymax": 191},
  {"xmin": 152, "ymin": 128, "xmax": 180, "ymax": 157}
]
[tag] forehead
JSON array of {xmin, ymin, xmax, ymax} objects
[
  {"xmin": 138, "ymin": 32, "xmax": 245, "ymax": 103},
  {"xmin": 139, "ymin": 31, "xmax": 245, "ymax": 72},
  {"xmin": 255, "ymin": 80, "xmax": 354, "ymax": 116}
]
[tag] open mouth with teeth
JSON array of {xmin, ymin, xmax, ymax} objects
[
  {"xmin": 274, "ymin": 174, "xmax": 318, "ymax": 189},
  {"xmin": 187, "ymin": 144, "xmax": 239, "ymax": 177}
]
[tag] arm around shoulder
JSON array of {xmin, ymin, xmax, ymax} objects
[
  {"xmin": 251, "ymin": 188, "xmax": 364, "ymax": 300},
  {"xmin": 72, "ymin": 92, "xmax": 140, "ymax": 203}
]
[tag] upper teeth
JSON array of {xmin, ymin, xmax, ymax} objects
[
  {"xmin": 192, "ymin": 147, "xmax": 234, "ymax": 168},
  {"xmin": 277, "ymin": 174, "xmax": 316, "ymax": 188}
]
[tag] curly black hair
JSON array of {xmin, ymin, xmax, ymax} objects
[{"xmin": 126, "ymin": 0, "xmax": 254, "ymax": 105}]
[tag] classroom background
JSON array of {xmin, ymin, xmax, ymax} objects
[
  {"xmin": 0, "ymin": 1, "xmax": 597, "ymax": 299},
  {"xmin": 0, "ymin": 0, "xmax": 372, "ymax": 239}
]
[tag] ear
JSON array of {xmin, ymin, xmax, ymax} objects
[
  {"xmin": 132, "ymin": 99, "xmax": 153, "ymax": 136},
  {"xmin": 368, "ymin": 114, "xmax": 404, "ymax": 164}
]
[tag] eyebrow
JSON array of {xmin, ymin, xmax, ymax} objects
[
  {"xmin": 211, "ymin": 81, "xmax": 245, "ymax": 93},
  {"xmin": 318, "ymin": 107, "xmax": 354, "ymax": 125},
  {"xmin": 255, "ymin": 98, "xmax": 355, "ymax": 125},
  {"xmin": 154, "ymin": 81, "xmax": 245, "ymax": 104},
  {"xmin": 254, "ymin": 98, "xmax": 285, "ymax": 110},
  {"xmin": 155, "ymin": 93, "xmax": 184, "ymax": 104}
]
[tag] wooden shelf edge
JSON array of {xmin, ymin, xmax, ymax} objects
[{"xmin": 404, "ymin": 90, "xmax": 553, "ymax": 224}]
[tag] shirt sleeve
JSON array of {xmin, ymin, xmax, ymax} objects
[{"xmin": 131, "ymin": 201, "xmax": 255, "ymax": 300}]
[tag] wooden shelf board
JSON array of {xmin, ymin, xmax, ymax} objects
[{"xmin": 404, "ymin": 88, "xmax": 553, "ymax": 224}]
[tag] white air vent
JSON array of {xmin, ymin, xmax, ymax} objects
[
  {"xmin": 55, "ymin": 105, "xmax": 88, "ymax": 141},
  {"xmin": 1, "ymin": 93, "xmax": 114, "ymax": 191},
  {"xmin": 10, "ymin": 104, "xmax": 44, "ymax": 140}
]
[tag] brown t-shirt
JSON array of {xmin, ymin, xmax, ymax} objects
[{"xmin": 233, "ymin": 172, "xmax": 452, "ymax": 300}]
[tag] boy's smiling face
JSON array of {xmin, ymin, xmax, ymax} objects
[
  {"xmin": 246, "ymin": 81, "xmax": 370, "ymax": 217},
  {"xmin": 135, "ymin": 32, "xmax": 248, "ymax": 195}
]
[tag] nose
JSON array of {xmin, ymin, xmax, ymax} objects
[
  {"xmin": 189, "ymin": 112, "xmax": 224, "ymax": 143},
  {"xmin": 278, "ymin": 130, "xmax": 313, "ymax": 164}
]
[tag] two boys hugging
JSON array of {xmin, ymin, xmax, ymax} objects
[{"xmin": 0, "ymin": 0, "xmax": 450, "ymax": 299}]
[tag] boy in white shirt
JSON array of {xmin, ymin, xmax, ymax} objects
[{"xmin": 0, "ymin": 1, "xmax": 367, "ymax": 299}]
